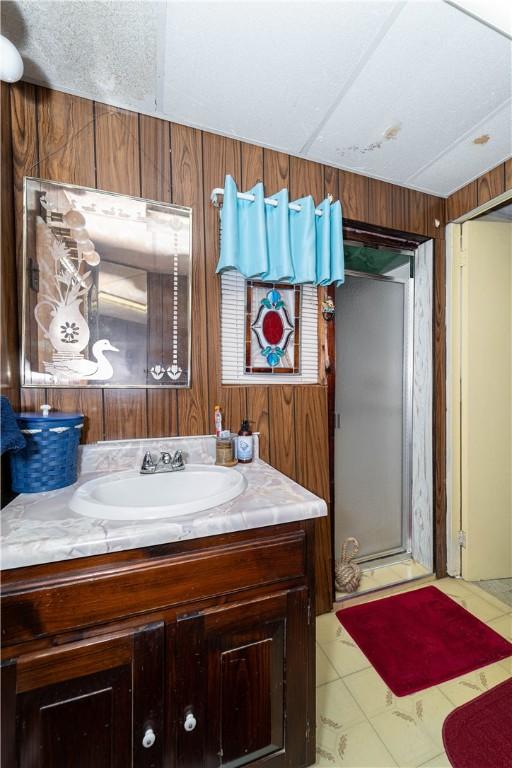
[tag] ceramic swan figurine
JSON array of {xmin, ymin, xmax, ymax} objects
[{"xmin": 45, "ymin": 339, "xmax": 119, "ymax": 381}]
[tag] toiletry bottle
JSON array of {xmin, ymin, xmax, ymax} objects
[
  {"xmin": 214, "ymin": 405, "xmax": 223, "ymax": 437},
  {"xmin": 236, "ymin": 420, "xmax": 253, "ymax": 463}
]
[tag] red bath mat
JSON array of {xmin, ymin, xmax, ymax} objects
[
  {"xmin": 443, "ymin": 678, "xmax": 512, "ymax": 768},
  {"xmin": 336, "ymin": 585, "xmax": 512, "ymax": 696}
]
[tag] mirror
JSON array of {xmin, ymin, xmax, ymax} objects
[{"xmin": 22, "ymin": 178, "xmax": 192, "ymax": 387}]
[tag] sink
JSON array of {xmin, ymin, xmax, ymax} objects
[{"xmin": 70, "ymin": 464, "xmax": 247, "ymax": 520}]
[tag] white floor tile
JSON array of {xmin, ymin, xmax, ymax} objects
[
  {"xmin": 316, "ymin": 720, "xmax": 397, "ymax": 767},
  {"xmin": 317, "ymin": 643, "xmax": 340, "ymax": 685},
  {"xmin": 438, "ymin": 660, "xmax": 511, "ymax": 706}
]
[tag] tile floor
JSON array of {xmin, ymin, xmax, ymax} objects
[
  {"xmin": 316, "ymin": 577, "xmax": 512, "ymax": 767},
  {"xmin": 336, "ymin": 558, "xmax": 431, "ymax": 601},
  {"xmin": 472, "ymin": 578, "xmax": 512, "ymax": 608}
]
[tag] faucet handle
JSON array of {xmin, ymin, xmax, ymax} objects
[
  {"xmin": 141, "ymin": 451, "xmax": 156, "ymax": 472},
  {"xmin": 171, "ymin": 450, "xmax": 185, "ymax": 468}
]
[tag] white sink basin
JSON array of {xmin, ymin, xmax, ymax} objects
[{"xmin": 70, "ymin": 464, "xmax": 247, "ymax": 520}]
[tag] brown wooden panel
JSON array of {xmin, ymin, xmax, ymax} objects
[
  {"xmin": 139, "ymin": 114, "xmax": 172, "ymax": 202},
  {"xmin": 294, "ymin": 387, "xmax": 331, "ymax": 614},
  {"xmin": 368, "ymin": 178, "xmax": 394, "ymax": 228},
  {"xmin": 94, "ymin": 102, "xmax": 140, "ymax": 196},
  {"xmin": 339, "ymin": 169, "xmax": 369, "ymax": 222},
  {"xmin": 201, "ymin": 595, "xmax": 287, "ymax": 768},
  {"xmin": 10, "ymin": 83, "xmax": 38, "ymax": 271},
  {"xmin": 241, "ymin": 142, "xmax": 263, "ymax": 188},
  {"xmin": 241, "ymin": 142, "xmax": 269, "ymax": 457},
  {"xmin": 505, "ymin": 159, "xmax": 512, "ymax": 191},
  {"xmin": 202, "ymin": 131, "xmax": 245, "ymax": 432},
  {"xmin": 147, "ymin": 389, "xmax": 178, "ymax": 437},
  {"xmin": 263, "ymin": 149, "xmax": 289, "ymax": 191},
  {"xmin": 390, "ymin": 184, "xmax": 407, "ymax": 231},
  {"xmin": 425, "ymin": 194, "xmax": 446, "ymax": 239},
  {"xmin": 17, "ymin": 632, "xmax": 132, "ymax": 693},
  {"xmin": 446, "ymin": 181, "xmax": 477, "ymax": 221},
  {"xmin": 20, "ymin": 388, "xmax": 46, "ymax": 412},
  {"xmin": 18, "ymin": 664, "xmax": 132, "ymax": 768},
  {"xmin": 133, "ymin": 623, "xmax": 165, "ymax": 768},
  {"xmin": 433, "ymin": 239, "xmax": 447, "ymax": 578},
  {"xmin": 1, "ymin": 83, "xmax": 20, "ymax": 409},
  {"xmin": 290, "ymin": 156, "xmax": 323, "ymax": 203},
  {"xmin": 175, "ymin": 613, "xmax": 207, "ymax": 768},
  {"xmin": 269, "ymin": 386, "xmax": 295, "ymax": 479},
  {"xmin": 477, "ymin": 163, "xmax": 505, "ymax": 205},
  {"xmin": 51, "ymin": 389, "xmax": 104, "ymax": 443},
  {"xmin": 285, "ymin": 588, "xmax": 313, "ymax": 765},
  {"xmin": 139, "ymin": 115, "xmax": 178, "ymax": 436},
  {"xmin": 406, "ymin": 188, "xmax": 427, "ymax": 235},
  {"xmin": 2, "ymin": 531, "xmax": 306, "ymax": 644},
  {"xmin": 323, "ymin": 165, "xmax": 339, "ymax": 200},
  {"xmin": 37, "ymin": 88, "xmax": 95, "ymax": 187},
  {"xmin": 103, "ymin": 389, "xmax": 147, "ymax": 440},
  {"xmin": 1, "ymin": 660, "xmax": 16, "ymax": 768},
  {"xmin": 171, "ymin": 123, "xmax": 209, "ymax": 435}
]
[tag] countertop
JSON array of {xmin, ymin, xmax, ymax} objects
[{"xmin": 1, "ymin": 435, "xmax": 327, "ymax": 570}]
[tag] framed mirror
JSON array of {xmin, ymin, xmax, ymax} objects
[{"xmin": 21, "ymin": 178, "xmax": 192, "ymax": 388}]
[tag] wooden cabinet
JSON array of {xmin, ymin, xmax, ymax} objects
[
  {"xmin": 4, "ymin": 623, "xmax": 164, "ymax": 768},
  {"xmin": 1, "ymin": 522, "xmax": 315, "ymax": 767}
]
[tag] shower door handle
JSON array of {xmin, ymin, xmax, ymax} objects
[{"xmin": 335, "ymin": 413, "xmax": 341, "ymax": 429}]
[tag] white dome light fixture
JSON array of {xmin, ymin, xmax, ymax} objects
[{"xmin": 0, "ymin": 35, "xmax": 24, "ymax": 83}]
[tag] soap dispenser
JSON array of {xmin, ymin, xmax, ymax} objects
[{"xmin": 236, "ymin": 420, "xmax": 253, "ymax": 463}]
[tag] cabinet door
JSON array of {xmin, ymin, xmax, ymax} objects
[
  {"xmin": 175, "ymin": 589, "xmax": 312, "ymax": 768},
  {"xmin": 5, "ymin": 622, "xmax": 164, "ymax": 768}
]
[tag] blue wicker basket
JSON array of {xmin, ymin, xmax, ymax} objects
[{"xmin": 10, "ymin": 411, "xmax": 84, "ymax": 493}]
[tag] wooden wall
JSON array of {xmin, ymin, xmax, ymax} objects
[
  {"xmin": 4, "ymin": 83, "xmax": 453, "ymax": 612},
  {"xmin": 447, "ymin": 159, "xmax": 512, "ymax": 221}
]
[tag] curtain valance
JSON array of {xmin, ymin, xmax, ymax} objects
[{"xmin": 215, "ymin": 175, "xmax": 344, "ymax": 286}]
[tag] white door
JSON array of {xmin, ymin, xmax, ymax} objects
[{"xmin": 451, "ymin": 220, "xmax": 512, "ymax": 580}]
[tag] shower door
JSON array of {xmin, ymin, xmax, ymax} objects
[{"xmin": 334, "ymin": 272, "xmax": 413, "ymax": 562}]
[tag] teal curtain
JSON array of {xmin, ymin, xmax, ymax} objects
[{"xmin": 216, "ymin": 174, "xmax": 344, "ymax": 285}]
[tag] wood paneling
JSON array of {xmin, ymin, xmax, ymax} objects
[
  {"xmin": 446, "ymin": 180, "xmax": 477, "ymax": 221},
  {"xmin": 37, "ymin": 89, "xmax": 95, "ymax": 187},
  {"xmin": 242, "ymin": 143, "xmax": 270, "ymax": 459},
  {"xmin": 202, "ymin": 131, "xmax": 246, "ymax": 433},
  {"xmin": 1, "ymin": 84, "xmax": 20, "ymax": 410},
  {"xmin": 505, "ymin": 159, "xmax": 512, "ymax": 191},
  {"xmin": 477, "ymin": 163, "xmax": 505, "ymax": 206},
  {"xmin": 338, "ymin": 170, "xmax": 368, "ymax": 221},
  {"xmin": 295, "ymin": 387, "xmax": 331, "ymax": 613},
  {"xmin": 103, "ymin": 389, "xmax": 147, "ymax": 441},
  {"xmin": 172, "ymin": 123, "xmax": 209, "ymax": 436},
  {"xmin": 407, "ymin": 188, "xmax": 427, "ymax": 235},
  {"xmin": 95, "ymin": 103, "xmax": 140, "ymax": 196},
  {"xmin": 368, "ymin": 178, "xmax": 394, "ymax": 229}
]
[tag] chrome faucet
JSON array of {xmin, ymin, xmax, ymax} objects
[{"xmin": 140, "ymin": 449, "xmax": 185, "ymax": 474}]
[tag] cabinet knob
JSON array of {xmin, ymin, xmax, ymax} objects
[
  {"xmin": 184, "ymin": 712, "xmax": 197, "ymax": 732},
  {"xmin": 142, "ymin": 727, "xmax": 156, "ymax": 748}
]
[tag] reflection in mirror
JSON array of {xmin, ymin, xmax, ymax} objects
[{"xmin": 22, "ymin": 178, "xmax": 192, "ymax": 387}]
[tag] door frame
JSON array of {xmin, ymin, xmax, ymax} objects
[{"xmin": 326, "ymin": 220, "xmax": 448, "ymax": 599}]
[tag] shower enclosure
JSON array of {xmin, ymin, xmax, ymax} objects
[{"xmin": 334, "ymin": 259, "xmax": 414, "ymax": 564}]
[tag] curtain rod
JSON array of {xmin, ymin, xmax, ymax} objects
[{"xmin": 210, "ymin": 187, "xmax": 332, "ymax": 216}]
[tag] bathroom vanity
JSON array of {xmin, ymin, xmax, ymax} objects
[{"xmin": 1, "ymin": 436, "xmax": 326, "ymax": 768}]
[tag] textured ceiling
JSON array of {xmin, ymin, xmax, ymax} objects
[{"xmin": 2, "ymin": 0, "xmax": 511, "ymax": 196}]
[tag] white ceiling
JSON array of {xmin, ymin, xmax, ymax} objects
[{"xmin": 2, "ymin": 0, "xmax": 511, "ymax": 196}]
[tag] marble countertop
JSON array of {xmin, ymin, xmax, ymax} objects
[{"xmin": 1, "ymin": 435, "xmax": 327, "ymax": 570}]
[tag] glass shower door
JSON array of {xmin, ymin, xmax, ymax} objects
[{"xmin": 334, "ymin": 272, "xmax": 412, "ymax": 562}]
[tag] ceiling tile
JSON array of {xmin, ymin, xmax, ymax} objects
[
  {"xmin": 161, "ymin": 0, "xmax": 401, "ymax": 153},
  {"xmin": 409, "ymin": 100, "xmax": 512, "ymax": 195},
  {"xmin": 306, "ymin": 0, "xmax": 511, "ymax": 188}
]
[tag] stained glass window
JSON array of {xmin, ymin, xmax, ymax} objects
[{"xmin": 245, "ymin": 281, "xmax": 300, "ymax": 374}]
